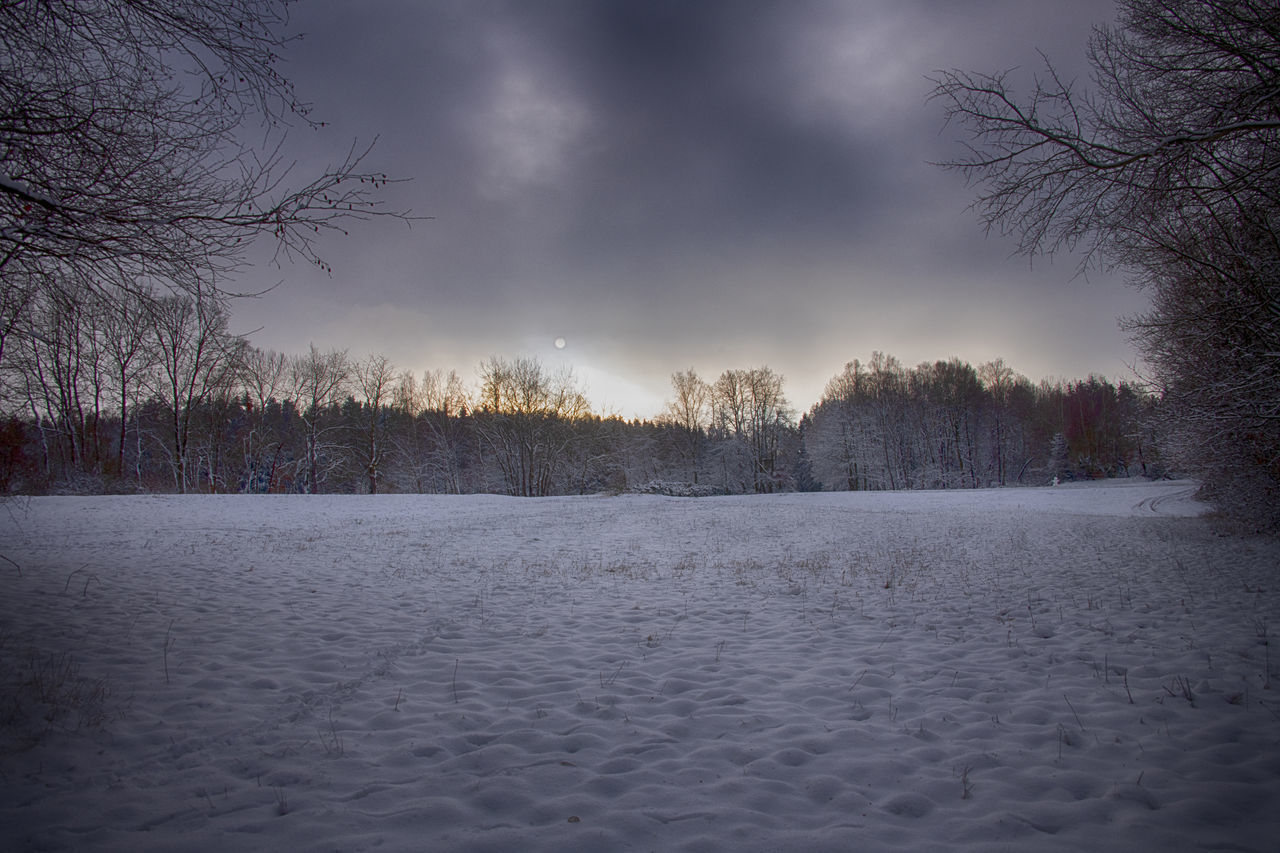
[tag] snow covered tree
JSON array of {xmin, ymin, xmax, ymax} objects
[
  {"xmin": 864, "ymin": 352, "xmax": 911, "ymax": 490},
  {"xmin": 808, "ymin": 360, "xmax": 877, "ymax": 491},
  {"xmin": 991, "ymin": 365, "xmax": 1041, "ymax": 485},
  {"xmin": 911, "ymin": 358, "xmax": 984, "ymax": 489}
]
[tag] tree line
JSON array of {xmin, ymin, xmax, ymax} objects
[
  {"xmin": 0, "ymin": 285, "xmax": 1161, "ymax": 497},
  {"xmin": 804, "ymin": 354, "xmax": 1156, "ymax": 493}
]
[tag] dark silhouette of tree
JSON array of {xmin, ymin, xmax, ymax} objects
[
  {"xmin": 0, "ymin": 0, "xmax": 407, "ymax": 299},
  {"xmin": 932, "ymin": 0, "xmax": 1280, "ymax": 528},
  {"xmin": 474, "ymin": 357, "xmax": 589, "ymax": 497}
]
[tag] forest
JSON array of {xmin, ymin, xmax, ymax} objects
[{"xmin": 0, "ymin": 287, "xmax": 1160, "ymax": 497}]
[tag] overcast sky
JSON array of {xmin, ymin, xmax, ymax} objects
[{"xmin": 233, "ymin": 0, "xmax": 1142, "ymax": 419}]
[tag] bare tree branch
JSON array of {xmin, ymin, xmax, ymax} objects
[
  {"xmin": 931, "ymin": 0, "xmax": 1280, "ymax": 529},
  {"xmin": 0, "ymin": 0, "xmax": 412, "ymax": 297}
]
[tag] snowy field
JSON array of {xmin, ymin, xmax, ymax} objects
[{"xmin": 2, "ymin": 480, "xmax": 1279, "ymax": 852}]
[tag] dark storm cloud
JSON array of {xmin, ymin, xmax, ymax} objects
[
  {"xmin": 474, "ymin": 0, "xmax": 894, "ymax": 259},
  {"xmin": 239, "ymin": 0, "xmax": 1131, "ymax": 416}
]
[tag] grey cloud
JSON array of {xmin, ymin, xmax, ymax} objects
[{"xmin": 234, "ymin": 0, "xmax": 1132, "ymax": 417}]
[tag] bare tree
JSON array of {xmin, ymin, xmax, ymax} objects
[
  {"xmin": 419, "ymin": 368, "xmax": 471, "ymax": 417},
  {"xmin": 932, "ymin": 2, "xmax": 1280, "ymax": 264},
  {"xmin": 289, "ymin": 345, "xmax": 350, "ymax": 494},
  {"xmin": 864, "ymin": 352, "xmax": 910, "ymax": 490},
  {"xmin": 240, "ymin": 347, "xmax": 291, "ymax": 414},
  {"xmin": 475, "ymin": 356, "xmax": 589, "ymax": 496},
  {"xmin": 408, "ymin": 368, "xmax": 472, "ymax": 493},
  {"xmin": 913, "ymin": 359, "xmax": 983, "ymax": 489},
  {"xmin": 9, "ymin": 285, "xmax": 98, "ymax": 479},
  {"xmin": 96, "ymin": 287, "xmax": 159, "ymax": 481},
  {"xmin": 661, "ymin": 368, "xmax": 710, "ymax": 484},
  {"xmin": 0, "ymin": 0, "xmax": 407, "ymax": 303},
  {"xmin": 237, "ymin": 345, "xmax": 292, "ymax": 492},
  {"xmin": 743, "ymin": 366, "xmax": 792, "ymax": 492},
  {"xmin": 147, "ymin": 293, "xmax": 245, "ymax": 492},
  {"xmin": 708, "ymin": 369, "xmax": 752, "ymax": 493},
  {"xmin": 807, "ymin": 355, "xmax": 912, "ymax": 492},
  {"xmin": 0, "ymin": 271, "xmax": 36, "ymax": 392},
  {"xmin": 808, "ymin": 360, "xmax": 874, "ymax": 491},
  {"xmin": 710, "ymin": 367, "xmax": 793, "ymax": 493},
  {"xmin": 932, "ymin": 0, "xmax": 1280, "ymax": 527},
  {"xmin": 352, "ymin": 353, "xmax": 398, "ymax": 494},
  {"xmin": 978, "ymin": 358, "xmax": 1019, "ymax": 486}
]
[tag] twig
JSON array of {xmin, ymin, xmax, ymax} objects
[
  {"xmin": 317, "ymin": 706, "xmax": 344, "ymax": 756},
  {"xmin": 1063, "ymin": 694, "xmax": 1086, "ymax": 731},
  {"xmin": 163, "ymin": 620, "xmax": 175, "ymax": 685},
  {"xmin": 1163, "ymin": 675, "xmax": 1194, "ymax": 704},
  {"xmin": 62, "ymin": 564, "xmax": 92, "ymax": 594},
  {"xmin": 600, "ymin": 662, "xmax": 625, "ymax": 687}
]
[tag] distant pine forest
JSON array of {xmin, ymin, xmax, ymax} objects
[{"xmin": 1, "ymin": 293, "xmax": 1162, "ymax": 497}]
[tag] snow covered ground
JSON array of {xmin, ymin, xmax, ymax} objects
[{"xmin": 2, "ymin": 480, "xmax": 1278, "ymax": 852}]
